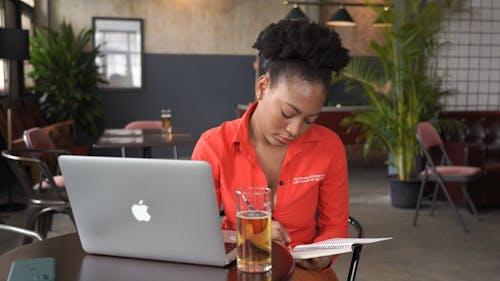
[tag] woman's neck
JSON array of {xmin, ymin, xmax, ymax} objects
[{"xmin": 248, "ymin": 108, "xmax": 267, "ymax": 147}]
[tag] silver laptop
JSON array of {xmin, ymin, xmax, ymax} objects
[{"xmin": 58, "ymin": 155, "xmax": 237, "ymax": 266}]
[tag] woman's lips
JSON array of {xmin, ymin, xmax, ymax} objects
[{"xmin": 275, "ymin": 135, "xmax": 293, "ymax": 144}]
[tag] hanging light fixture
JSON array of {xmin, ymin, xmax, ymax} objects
[
  {"xmin": 326, "ymin": 4, "xmax": 356, "ymax": 27},
  {"xmin": 373, "ymin": 6, "xmax": 392, "ymax": 27},
  {"xmin": 285, "ymin": 4, "xmax": 308, "ymax": 20},
  {"xmin": 284, "ymin": 1, "xmax": 389, "ymax": 27}
]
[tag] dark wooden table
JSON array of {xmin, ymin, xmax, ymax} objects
[
  {"xmin": 0, "ymin": 233, "xmax": 295, "ymax": 281},
  {"xmin": 93, "ymin": 129, "xmax": 195, "ymax": 158}
]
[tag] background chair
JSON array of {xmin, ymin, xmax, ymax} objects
[
  {"xmin": 123, "ymin": 120, "xmax": 162, "ymax": 157},
  {"xmin": 124, "ymin": 120, "xmax": 162, "ymax": 130},
  {"xmin": 1, "ymin": 148, "xmax": 73, "ymax": 244},
  {"xmin": 123, "ymin": 120, "xmax": 180, "ymax": 158},
  {"xmin": 414, "ymin": 122, "xmax": 481, "ymax": 232},
  {"xmin": 347, "ymin": 216, "xmax": 364, "ymax": 281},
  {"xmin": 0, "ymin": 127, "xmax": 74, "ymax": 243},
  {"xmin": 23, "ymin": 127, "xmax": 66, "ymax": 187}
]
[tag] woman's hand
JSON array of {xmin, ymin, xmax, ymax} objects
[
  {"xmin": 271, "ymin": 220, "xmax": 291, "ymax": 247},
  {"xmin": 295, "ymin": 255, "xmax": 336, "ymax": 271}
]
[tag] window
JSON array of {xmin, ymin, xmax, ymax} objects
[
  {"xmin": 0, "ymin": 0, "xmax": 5, "ymax": 96},
  {"xmin": 93, "ymin": 17, "xmax": 144, "ymax": 90},
  {"xmin": 19, "ymin": 0, "xmax": 33, "ymax": 6},
  {"xmin": 21, "ymin": 7, "xmax": 33, "ymax": 88}
]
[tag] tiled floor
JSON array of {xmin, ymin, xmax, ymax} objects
[{"xmin": 1, "ymin": 167, "xmax": 499, "ymax": 281}]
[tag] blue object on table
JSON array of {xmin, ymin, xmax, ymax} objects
[{"xmin": 7, "ymin": 257, "xmax": 55, "ymax": 281}]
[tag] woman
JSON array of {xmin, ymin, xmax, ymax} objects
[{"xmin": 192, "ymin": 19, "xmax": 350, "ymax": 280}]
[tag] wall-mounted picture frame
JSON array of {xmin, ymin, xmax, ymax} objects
[{"xmin": 92, "ymin": 17, "xmax": 144, "ymax": 90}]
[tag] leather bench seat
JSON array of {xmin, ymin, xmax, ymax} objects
[{"xmin": 438, "ymin": 111, "xmax": 500, "ymax": 208}]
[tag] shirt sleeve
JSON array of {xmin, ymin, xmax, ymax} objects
[
  {"xmin": 191, "ymin": 133, "xmax": 222, "ymax": 210},
  {"xmin": 314, "ymin": 135, "xmax": 349, "ymax": 243}
]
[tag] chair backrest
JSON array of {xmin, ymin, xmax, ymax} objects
[
  {"xmin": 416, "ymin": 122, "xmax": 443, "ymax": 149},
  {"xmin": 124, "ymin": 120, "xmax": 162, "ymax": 130},
  {"xmin": 24, "ymin": 127, "xmax": 56, "ymax": 150},
  {"xmin": 23, "ymin": 128, "xmax": 60, "ymax": 186},
  {"xmin": 347, "ymin": 216, "xmax": 364, "ymax": 281},
  {"xmin": 416, "ymin": 122, "xmax": 452, "ymax": 167}
]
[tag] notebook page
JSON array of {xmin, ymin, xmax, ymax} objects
[{"xmin": 290, "ymin": 237, "xmax": 392, "ymax": 259}]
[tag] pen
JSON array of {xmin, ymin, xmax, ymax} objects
[{"xmin": 241, "ymin": 193, "xmax": 255, "ymax": 210}]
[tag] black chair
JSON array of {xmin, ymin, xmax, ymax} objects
[
  {"xmin": 1, "ymin": 148, "xmax": 73, "ymax": 244},
  {"xmin": 414, "ymin": 122, "xmax": 481, "ymax": 232},
  {"xmin": 347, "ymin": 216, "xmax": 364, "ymax": 281}
]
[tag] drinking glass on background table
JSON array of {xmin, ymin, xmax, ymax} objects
[
  {"xmin": 236, "ymin": 187, "xmax": 272, "ymax": 273},
  {"xmin": 161, "ymin": 109, "xmax": 172, "ymax": 133}
]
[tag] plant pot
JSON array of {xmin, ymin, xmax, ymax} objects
[{"xmin": 389, "ymin": 179, "xmax": 421, "ymax": 209}]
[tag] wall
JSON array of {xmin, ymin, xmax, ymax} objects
[{"xmin": 37, "ymin": 0, "xmax": 291, "ymax": 55}]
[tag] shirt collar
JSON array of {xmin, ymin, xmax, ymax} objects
[{"xmin": 232, "ymin": 102, "xmax": 257, "ymax": 145}]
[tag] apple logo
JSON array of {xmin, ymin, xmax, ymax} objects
[{"xmin": 131, "ymin": 200, "xmax": 151, "ymax": 222}]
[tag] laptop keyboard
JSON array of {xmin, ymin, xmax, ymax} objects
[{"xmin": 224, "ymin": 242, "xmax": 237, "ymax": 254}]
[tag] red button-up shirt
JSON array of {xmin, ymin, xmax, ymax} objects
[{"xmin": 192, "ymin": 102, "xmax": 348, "ymax": 247}]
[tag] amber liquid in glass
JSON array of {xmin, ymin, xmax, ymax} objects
[
  {"xmin": 161, "ymin": 114, "xmax": 172, "ymax": 133},
  {"xmin": 236, "ymin": 210, "xmax": 272, "ymax": 273}
]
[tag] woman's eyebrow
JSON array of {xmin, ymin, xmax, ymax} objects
[
  {"xmin": 285, "ymin": 102, "xmax": 321, "ymax": 117},
  {"xmin": 285, "ymin": 102, "xmax": 301, "ymax": 113}
]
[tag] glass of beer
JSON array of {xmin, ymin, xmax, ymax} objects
[
  {"xmin": 236, "ymin": 187, "xmax": 272, "ymax": 273},
  {"xmin": 161, "ymin": 109, "xmax": 172, "ymax": 133}
]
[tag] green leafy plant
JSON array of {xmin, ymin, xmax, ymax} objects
[
  {"xmin": 29, "ymin": 22, "xmax": 106, "ymax": 136},
  {"xmin": 337, "ymin": 0, "xmax": 465, "ymax": 181}
]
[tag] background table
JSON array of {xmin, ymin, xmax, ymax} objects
[
  {"xmin": 94, "ymin": 129, "xmax": 195, "ymax": 158},
  {"xmin": 0, "ymin": 233, "xmax": 295, "ymax": 281}
]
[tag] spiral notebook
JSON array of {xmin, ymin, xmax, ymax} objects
[{"xmin": 290, "ymin": 237, "xmax": 392, "ymax": 259}]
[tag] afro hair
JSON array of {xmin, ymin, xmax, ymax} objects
[{"xmin": 252, "ymin": 19, "xmax": 350, "ymax": 87}]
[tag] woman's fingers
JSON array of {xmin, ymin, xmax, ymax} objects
[
  {"xmin": 271, "ymin": 220, "xmax": 291, "ymax": 247},
  {"xmin": 295, "ymin": 256, "xmax": 332, "ymax": 270}
]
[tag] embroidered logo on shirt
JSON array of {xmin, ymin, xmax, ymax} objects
[{"xmin": 293, "ymin": 174, "xmax": 325, "ymax": 184}]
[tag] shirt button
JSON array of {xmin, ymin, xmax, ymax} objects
[{"xmin": 279, "ymin": 180, "xmax": 284, "ymax": 186}]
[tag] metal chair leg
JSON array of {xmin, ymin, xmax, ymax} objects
[
  {"xmin": 460, "ymin": 184, "xmax": 480, "ymax": 221},
  {"xmin": 23, "ymin": 206, "xmax": 40, "ymax": 244},
  {"xmin": 437, "ymin": 179, "xmax": 469, "ymax": 232},
  {"xmin": 347, "ymin": 247, "xmax": 361, "ymax": 281},
  {"xmin": 37, "ymin": 213, "xmax": 52, "ymax": 238},
  {"xmin": 413, "ymin": 176, "xmax": 427, "ymax": 226},
  {"xmin": 173, "ymin": 145, "xmax": 178, "ymax": 159},
  {"xmin": 430, "ymin": 181, "xmax": 439, "ymax": 216}
]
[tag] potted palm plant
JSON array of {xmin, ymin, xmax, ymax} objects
[
  {"xmin": 28, "ymin": 21, "xmax": 106, "ymax": 137},
  {"xmin": 337, "ymin": 0, "xmax": 465, "ymax": 208}
]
